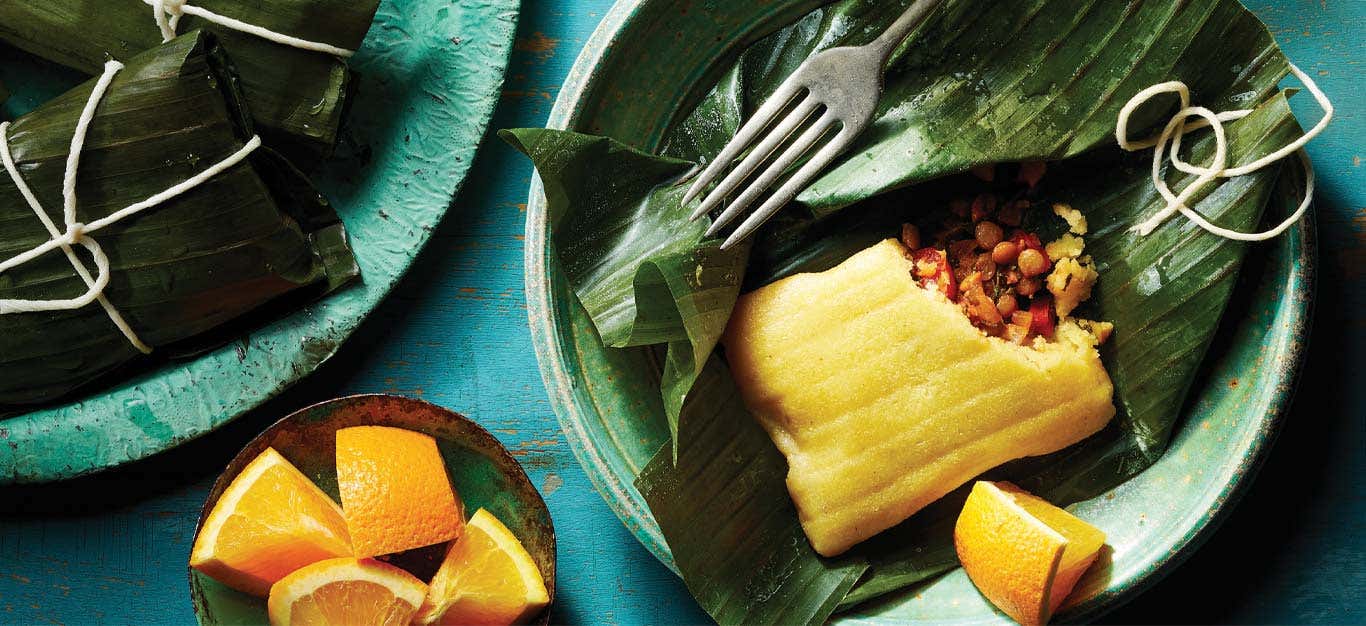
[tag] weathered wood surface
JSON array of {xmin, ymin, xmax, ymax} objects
[{"xmin": 0, "ymin": 1, "xmax": 1361, "ymax": 623}]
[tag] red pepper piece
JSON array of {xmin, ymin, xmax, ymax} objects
[
  {"xmin": 940, "ymin": 267, "xmax": 959, "ymax": 301},
  {"xmin": 1029, "ymin": 295, "xmax": 1055, "ymax": 338}
]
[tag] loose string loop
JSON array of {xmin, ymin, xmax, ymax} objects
[
  {"xmin": 146, "ymin": 0, "xmax": 355, "ymax": 57},
  {"xmin": 0, "ymin": 60, "xmax": 264, "ymax": 353},
  {"xmin": 1116, "ymin": 63, "xmax": 1333, "ymax": 241}
]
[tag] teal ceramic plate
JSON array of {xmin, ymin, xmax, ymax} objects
[
  {"xmin": 523, "ymin": 1, "xmax": 1313, "ymax": 623},
  {"xmin": 189, "ymin": 394, "xmax": 556, "ymax": 625},
  {"xmin": 0, "ymin": 0, "xmax": 520, "ymax": 483}
]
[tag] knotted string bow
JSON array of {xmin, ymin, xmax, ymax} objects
[{"xmin": 0, "ymin": 61, "xmax": 263, "ymax": 352}]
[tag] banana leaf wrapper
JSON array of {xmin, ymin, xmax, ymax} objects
[
  {"xmin": 507, "ymin": 0, "xmax": 1313, "ymax": 622},
  {"xmin": 0, "ymin": 32, "xmax": 358, "ymax": 408},
  {"xmin": 0, "ymin": 0, "xmax": 380, "ymax": 162},
  {"xmin": 641, "ymin": 91, "xmax": 1300, "ymax": 622},
  {"xmin": 508, "ymin": 0, "xmax": 1291, "ymax": 450}
]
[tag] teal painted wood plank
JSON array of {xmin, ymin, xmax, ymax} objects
[{"xmin": 0, "ymin": 1, "xmax": 1362, "ymax": 624}]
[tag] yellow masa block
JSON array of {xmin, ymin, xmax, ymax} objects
[{"xmin": 723, "ymin": 239, "xmax": 1115, "ymax": 556}]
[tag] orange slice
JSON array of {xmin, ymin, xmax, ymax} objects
[
  {"xmin": 267, "ymin": 557, "xmax": 427, "ymax": 626},
  {"xmin": 954, "ymin": 481, "xmax": 1106, "ymax": 626},
  {"xmin": 336, "ymin": 425, "xmax": 464, "ymax": 557},
  {"xmin": 190, "ymin": 447, "xmax": 352, "ymax": 597},
  {"xmin": 415, "ymin": 509, "xmax": 550, "ymax": 625}
]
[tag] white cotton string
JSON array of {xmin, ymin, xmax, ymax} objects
[
  {"xmin": 63, "ymin": 61, "xmax": 122, "ymax": 227},
  {"xmin": 146, "ymin": 0, "xmax": 355, "ymax": 58},
  {"xmin": 0, "ymin": 61, "xmax": 147, "ymax": 352},
  {"xmin": 1116, "ymin": 63, "xmax": 1333, "ymax": 241},
  {"xmin": 0, "ymin": 59, "xmax": 264, "ymax": 354}
]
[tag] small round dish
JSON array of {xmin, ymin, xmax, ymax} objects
[{"xmin": 188, "ymin": 394, "xmax": 556, "ymax": 625}]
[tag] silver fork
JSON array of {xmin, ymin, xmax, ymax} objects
[{"xmin": 683, "ymin": 0, "xmax": 945, "ymax": 249}]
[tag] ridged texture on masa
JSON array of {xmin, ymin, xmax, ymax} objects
[{"xmin": 724, "ymin": 240, "xmax": 1115, "ymax": 557}]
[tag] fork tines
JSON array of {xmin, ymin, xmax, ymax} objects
[{"xmin": 682, "ymin": 81, "xmax": 855, "ymax": 250}]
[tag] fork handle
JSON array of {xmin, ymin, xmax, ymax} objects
[{"xmin": 869, "ymin": 0, "xmax": 945, "ymax": 63}]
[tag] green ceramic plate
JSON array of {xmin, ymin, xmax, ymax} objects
[
  {"xmin": 523, "ymin": 1, "xmax": 1313, "ymax": 623},
  {"xmin": 188, "ymin": 394, "xmax": 556, "ymax": 625},
  {"xmin": 0, "ymin": 0, "xmax": 520, "ymax": 483}
]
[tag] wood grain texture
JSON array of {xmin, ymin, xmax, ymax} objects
[{"xmin": 0, "ymin": 0, "xmax": 1361, "ymax": 624}]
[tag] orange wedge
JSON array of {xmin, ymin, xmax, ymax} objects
[
  {"xmin": 954, "ymin": 481, "xmax": 1106, "ymax": 626},
  {"xmin": 190, "ymin": 447, "xmax": 352, "ymax": 597},
  {"xmin": 267, "ymin": 557, "xmax": 427, "ymax": 626},
  {"xmin": 336, "ymin": 425, "xmax": 464, "ymax": 557},
  {"xmin": 415, "ymin": 509, "xmax": 550, "ymax": 625}
]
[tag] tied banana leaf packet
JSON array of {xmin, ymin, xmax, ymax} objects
[
  {"xmin": 508, "ymin": 0, "xmax": 1309, "ymax": 623},
  {"xmin": 0, "ymin": 32, "xmax": 358, "ymax": 409},
  {"xmin": 0, "ymin": 0, "xmax": 380, "ymax": 162}
]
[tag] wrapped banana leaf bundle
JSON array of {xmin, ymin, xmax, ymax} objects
[
  {"xmin": 0, "ymin": 31, "xmax": 358, "ymax": 408},
  {"xmin": 0, "ymin": 0, "xmax": 381, "ymax": 161}
]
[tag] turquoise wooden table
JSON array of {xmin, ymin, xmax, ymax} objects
[{"xmin": 0, "ymin": 1, "xmax": 1361, "ymax": 624}]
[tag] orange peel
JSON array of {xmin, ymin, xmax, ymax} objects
[
  {"xmin": 336, "ymin": 425, "xmax": 464, "ymax": 557},
  {"xmin": 954, "ymin": 481, "xmax": 1106, "ymax": 626}
]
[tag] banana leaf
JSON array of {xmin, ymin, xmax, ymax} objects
[
  {"xmin": 0, "ymin": 0, "xmax": 380, "ymax": 162},
  {"xmin": 501, "ymin": 67, "xmax": 753, "ymax": 450},
  {"xmin": 638, "ymin": 356, "xmax": 869, "ymax": 625},
  {"xmin": 510, "ymin": 0, "xmax": 1292, "ymax": 449},
  {"xmin": 509, "ymin": 0, "xmax": 1313, "ymax": 621},
  {"xmin": 633, "ymin": 92, "xmax": 1305, "ymax": 622},
  {"xmin": 773, "ymin": 0, "xmax": 1288, "ymax": 217},
  {"xmin": 0, "ymin": 31, "xmax": 357, "ymax": 408}
]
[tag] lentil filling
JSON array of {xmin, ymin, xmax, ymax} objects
[{"xmin": 899, "ymin": 162, "xmax": 1111, "ymax": 347}]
